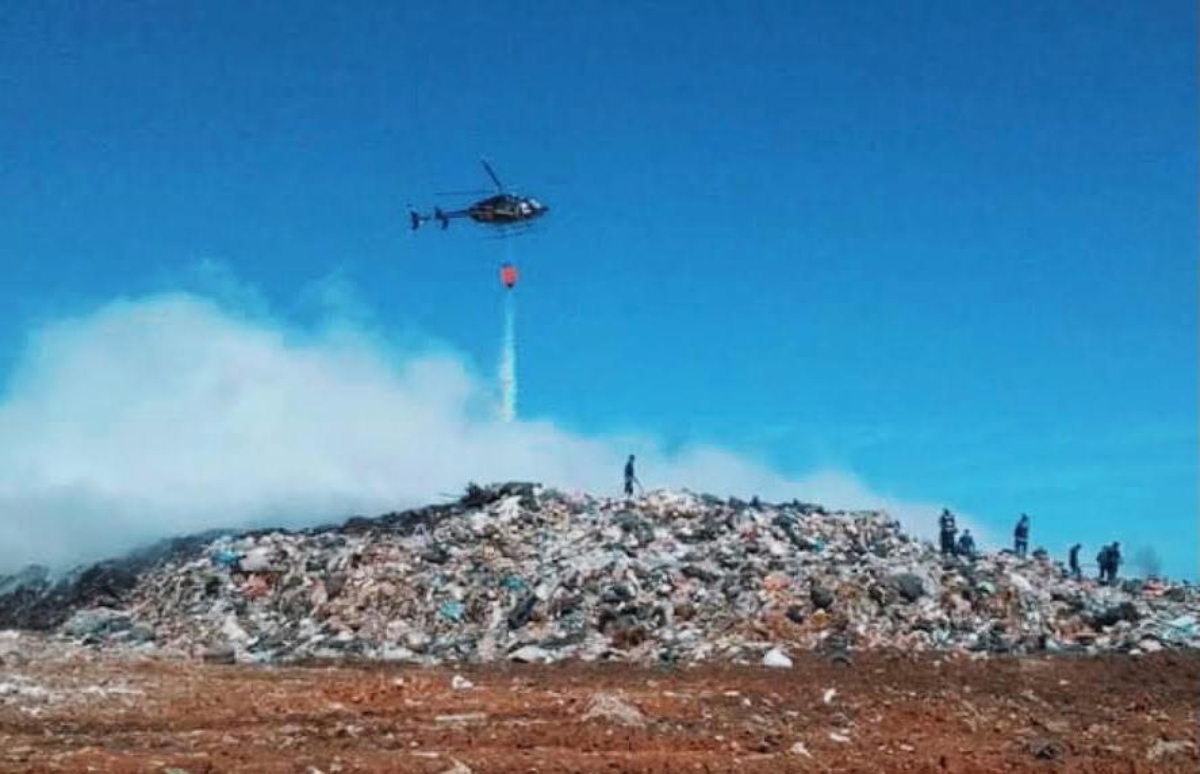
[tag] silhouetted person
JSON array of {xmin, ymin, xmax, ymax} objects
[
  {"xmin": 956, "ymin": 529, "xmax": 976, "ymax": 560},
  {"xmin": 1103, "ymin": 542, "xmax": 1122, "ymax": 585},
  {"xmin": 1096, "ymin": 544, "xmax": 1111, "ymax": 583},
  {"xmin": 1013, "ymin": 514, "xmax": 1030, "ymax": 558},
  {"xmin": 1068, "ymin": 543, "xmax": 1082, "ymax": 580},
  {"xmin": 623, "ymin": 454, "xmax": 640, "ymax": 497},
  {"xmin": 938, "ymin": 508, "xmax": 958, "ymax": 555}
]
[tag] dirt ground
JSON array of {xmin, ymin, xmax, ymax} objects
[{"xmin": 0, "ymin": 649, "xmax": 1196, "ymax": 773}]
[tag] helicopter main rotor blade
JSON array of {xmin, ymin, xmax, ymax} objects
[{"xmin": 480, "ymin": 157, "xmax": 505, "ymax": 192}]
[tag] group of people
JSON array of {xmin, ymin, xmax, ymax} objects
[
  {"xmin": 940, "ymin": 508, "xmax": 1124, "ymax": 584},
  {"xmin": 937, "ymin": 508, "xmax": 976, "ymax": 558},
  {"xmin": 1097, "ymin": 542, "xmax": 1123, "ymax": 584},
  {"xmin": 625, "ymin": 460, "xmax": 1126, "ymax": 585},
  {"xmin": 1014, "ymin": 515, "xmax": 1125, "ymax": 584},
  {"xmin": 1067, "ymin": 542, "xmax": 1123, "ymax": 583}
]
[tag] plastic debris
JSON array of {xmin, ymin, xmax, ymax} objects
[
  {"xmin": 509, "ymin": 645, "xmax": 555, "ymax": 664},
  {"xmin": 762, "ymin": 648, "xmax": 793, "ymax": 668},
  {"xmin": 438, "ymin": 601, "xmax": 467, "ymax": 623},
  {"xmin": 60, "ymin": 609, "xmax": 132, "ymax": 639},
  {"xmin": 0, "ymin": 483, "xmax": 1193, "ymax": 666},
  {"xmin": 789, "ymin": 741, "xmax": 814, "ymax": 758},
  {"xmin": 1146, "ymin": 739, "xmax": 1196, "ymax": 762},
  {"xmin": 1030, "ymin": 738, "xmax": 1067, "ymax": 761},
  {"xmin": 580, "ymin": 693, "xmax": 646, "ymax": 727}
]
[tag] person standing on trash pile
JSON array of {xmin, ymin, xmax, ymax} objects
[
  {"xmin": 623, "ymin": 454, "xmax": 641, "ymax": 497},
  {"xmin": 956, "ymin": 529, "xmax": 976, "ymax": 559},
  {"xmin": 938, "ymin": 508, "xmax": 958, "ymax": 555},
  {"xmin": 1013, "ymin": 514, "xmax": 1030, "ymax": 558},
  {"xmin": 1101, "ymin": 542, "xmax": 1122, "ymax": 585},
  {"xmin": 1096, "ymin": 544, "xmax": 1111, "ymax": 583},
  {"xmin": 1068, "ymin": 543, "xmax": 1082, "ymax": 580}
]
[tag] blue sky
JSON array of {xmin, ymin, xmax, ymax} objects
[{"xmin": 1, "ymin": 2, "xmax": 1196, "ymax": 577}]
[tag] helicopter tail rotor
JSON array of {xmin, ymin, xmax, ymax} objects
[{"xmin": 408, "ymin": 206, "xmax": 452, "ymax": 231}]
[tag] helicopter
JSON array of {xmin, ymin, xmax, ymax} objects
[{"xmin": 408, "ymin": 159, "xmax": 549, "ymax": 233}]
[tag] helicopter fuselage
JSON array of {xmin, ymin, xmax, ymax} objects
[{"xmin": 468, "ymin": 193, "xmax": 548, "ymax": 225}]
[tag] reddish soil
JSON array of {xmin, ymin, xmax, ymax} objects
[{"xmin": 1, "ymin": 651, "xmax": 1196, "ymax": 773}]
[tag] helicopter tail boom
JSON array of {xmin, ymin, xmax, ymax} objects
[{"xmin": 408, "ymin": 206, "xmax": 456, "ymax": 230}]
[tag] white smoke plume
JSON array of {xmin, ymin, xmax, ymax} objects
[{"xmin": 0, "ymin": 290, "xmax": 978, "ymax": 573}]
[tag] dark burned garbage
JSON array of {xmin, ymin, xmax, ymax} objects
[
  {"xmin": 0, "ymin": 530, "xmax": 229, "ymax": 631},
  {"xmin": 0, "ymin": 485, "xmax": 1196, "ymax": 665},
  {"xmin": 462, "ymin": 481, "xmax": 540, "ymax": 510}
]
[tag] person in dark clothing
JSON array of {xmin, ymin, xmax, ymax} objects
[
  {"xmin": 1068, "ymin": 543, "xmax": 1082, "ymax": 580},
  {"xmin": 956, "ymin": 529, "xmax": 976, "ymax": 560},
  {"xmin": 623, "ymin": 454, "xmax": 640, "ymax": 497},
  {"xmin": 1105, "ymin": 542, "xmax": 1122, "ymax": 585},
  {"xmin": 1096, "ymin": 545, "xmax": 1111, "ymax": 583},
  {"xmin": 938, "ymin": 508, "xmax": 958, "ymax": 555},
  {"xmin": 1013, "ymin": 514, "xmax": 1030, "ymax": 558}
]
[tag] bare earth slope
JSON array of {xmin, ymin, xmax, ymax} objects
[{"xmin": 0, "ymin": 642, "xmax": 1196, "ymax": 773}]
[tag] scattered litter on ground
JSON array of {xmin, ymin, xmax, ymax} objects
[
  {"xmin": 789, "ymin": 741, "xmax": 814, "ymax": 758},
  {"xmin": 1029, "ymin": 738, "xmax": 1067, "ymax": 761},
  {"xmin": 580, "ymin": 693, "xmax": 646, "ymax": 727},
  {"xmin": 1147, "ymin": 739, "xmax": 1197, "ymax": 763},
  {"xmin": 762, "ymin": 648, "xmax": 793, "ymax": 668}
]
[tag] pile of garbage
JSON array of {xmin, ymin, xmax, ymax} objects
[{"xmin": 3, "ymin": 483, "xmax": 1198, "ymax": 666}]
